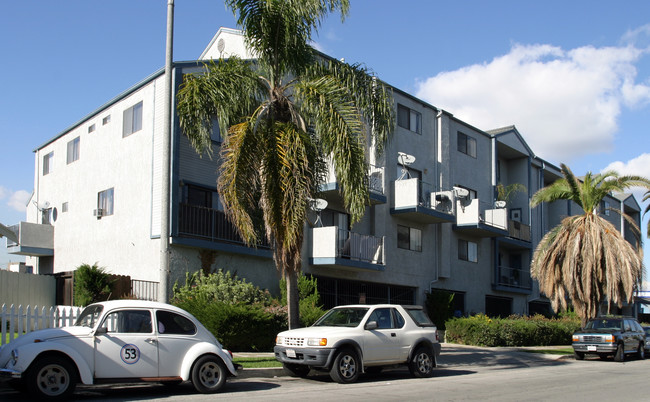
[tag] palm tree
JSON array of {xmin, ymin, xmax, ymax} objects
[
  {"xmin": 176, "ymin": 0, "xmax": 394, "ymax": 328},
  {"xmin": 530, "ymin": 164, "xmax": 650, "ymax": 326}
]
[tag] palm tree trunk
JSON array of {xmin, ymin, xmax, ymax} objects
[{"xmin": 286, "ymin": 271, "xmax": 301, "ymax": 329}]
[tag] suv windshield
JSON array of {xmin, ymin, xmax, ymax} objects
[
  {"xmin": 313, "ymin": 307, "xmax": 369, "ymax": 327},
  {"xmin": 75, "ymin": 305, "xmax": 104, "ymax": 328},
  {"xmin": 585, "ymin": 319, "xmax": 622, "ymax": 330}
]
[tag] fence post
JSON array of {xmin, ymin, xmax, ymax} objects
[{"xmin": 1, "ymin": 304, "xmax": 6, "ymax": 346}]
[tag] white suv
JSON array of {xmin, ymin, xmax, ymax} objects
[{"xmin": 274, "ymin": 304, "xmax": 441, "ymax": 383}]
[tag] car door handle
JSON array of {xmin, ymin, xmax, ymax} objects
[{"xmin": 145, "ymin": 338, "xmax": 157, "ymax": 344}]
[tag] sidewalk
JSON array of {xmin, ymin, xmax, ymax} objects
[{"xmin": 234, "ymin": 343, "xmax": 573, "ymax": 379}]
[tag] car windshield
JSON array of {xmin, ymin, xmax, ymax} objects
[
  {"xmin": 406, "ymin": 307, "xmax": 434, "ymax": 327},
  {"xmin": 313, "ymin": 307, "xmax": 369, "ymax": 327},
  {"xmin": 75, "ymin": 305, "xmax": 104, "ymax": 328},
  {"xmin": 585, "ymin": 319, "xmax": 622, "ymax": 330}
]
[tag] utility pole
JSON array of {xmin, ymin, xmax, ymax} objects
[{"xmin": 159, "ymin": 0, "xmax": 174, "ymax": 303}]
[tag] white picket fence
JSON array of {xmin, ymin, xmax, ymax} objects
[{"xmin": 1, "ymin": 304, "xmax": 82, "ymax": 346}]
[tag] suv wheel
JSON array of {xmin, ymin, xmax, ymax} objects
[
  {"xmin": 614, "ymin": 343, "xmax": 625, "ymax": 362},
  {"xmin": 637, "ymin": 343, "xmax": 645, "ymax": 360},
  {"xmin": 329, "ymin": 349, "xmax": 360, "ymax": 384},
  {"xmin": 409, "ymin": 346, "xmax": 435, "ymax": 378}
]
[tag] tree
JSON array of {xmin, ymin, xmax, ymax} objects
[
  {"xmin": 496, "ymin": 182, "xmax": 526, "ymax": 203},
  {"xmin": 176, "ymin": 0, "xmax": 394, "ymax": 328},
  {"xmin": 73, "ymin": 263, "xmax": 113, "ymax": 307},
  {"xmin": 530, "ymin": 164, "xmax": 650, "ymax": 326}
]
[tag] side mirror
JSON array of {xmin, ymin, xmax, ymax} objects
[
  {"xmin": 365, "ymin": 320, "xmax": 378, "ymax": 330},
  {"xmin": 94, "ymin": 327, "xmax": 108, "ymax": 336}
]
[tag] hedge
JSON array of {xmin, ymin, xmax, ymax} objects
[{"xmin": 445, "ymin": 314, "xmax": 581, "ymax": 347}]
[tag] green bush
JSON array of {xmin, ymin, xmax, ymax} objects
[
  {"xmin": 74, "ymin": 263, "xmax": 114, "ymax": 307},
  {"xmin": 171, "ymin": 269, "xmax": 273, "ymax": 306},
  {"xmin": 280, "ymin": 275, "xmax": 326, "ymax": 327},
  {"xmin": 445, "ymin": 314, "xmax": 580, "ymax": 347}
]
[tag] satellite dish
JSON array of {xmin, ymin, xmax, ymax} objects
[
  {"xmin": 34, "ymin": 200, "xmax": 50, "ymax": 210},
  {"xmin": 308, "ymin": 198, "xmax": 328, "ymax": 212},
  {"xmin": 217, "ymin": 38, "xmax": 225, "ymax": 54},
  {"xmin": 397, "ymin": 152, "xmax": 416, "ymax": 165},
  {"xmin": 453, "ymin": 187, "xmax": 469, "ymax": 198}
]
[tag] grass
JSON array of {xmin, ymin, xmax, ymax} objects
[
  {"xmin": 522, "ymin": 347, "xmax": 574, "ymax": 355},
  {"xmin": 233, "ymin": 357, "xmax": 282, "ymax": 368}
]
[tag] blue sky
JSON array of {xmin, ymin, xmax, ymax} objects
[{"xmin": 1, "ymin": 1, "xmax": 649, "ymax": 280}]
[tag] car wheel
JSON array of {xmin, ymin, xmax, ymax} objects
[
  {"xmin": 637, "ymin": 343, "xmax": 645, "ymax": 360},
  {"xmin": 26, "ymin": 356, "xmax": 77, "ymax": 400},
  {"xmin": 283, "ymin": 363, "xmax": 310, "ymax": 377},
  {"xmin": 574, "ymin": 351, "xmax": 585, "ymax": 360},
  {"xmin": 409, "ymin": 346, "xmax": 435, "ymax": 378},
  {"xmin": 191, "ymin": 355, "xmax": 227, "ymax": 393},
  {"xmin": 329, "ymin": 348, "xmax": 360, "ymax": 384},
  {"xmin": 614, "ymin": 343, "xmax": 625, "ymax": 362}
]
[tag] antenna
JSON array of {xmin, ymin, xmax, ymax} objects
[
  {"xmin": 308, "ymin": 198, "xmax": 328, "ymax": 227},
  {"xmin": 397, "ymin": 152, "xmax": 416, "ymax": 180}
]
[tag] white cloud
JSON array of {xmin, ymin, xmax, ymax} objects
[
  {"xmin": 415, "ymin": 43, "xmax": 650, "ymax": 163},
  {"xmin": 3, "ymin": 189, "xmax": 30, "ymax": 212},
  {"xmin": 603, "ymin": 153, "xmax": 650, "ymax": 202}
]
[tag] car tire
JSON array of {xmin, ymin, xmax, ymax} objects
[
  {"xmin": 637, "ymin": 343, "xmax": 645, "ymax": 360},
  {"xmin": 26, "ymin": 356, "xmax": 77, "ymax": 400},
  {"xmin": 191, "ymin": 355, "xmax": 227, "ymax": 393},
  {"xmin": 614, "ymin": 343, "xmax": 625, "ymax": 362},
  {"xmin": 409, "ymin": 346, "xmax": 435, "ymax": 378},
  {"xmin": 283, "ymin": 363, "xmax": 310, "ymax": 377},
  {"xmin": 574, "ymin": 351, "xmax": 585, "ymax": 360},
  {"xmin": 329, "ymin": 348, "xmax": 360, "ymax": 384}
]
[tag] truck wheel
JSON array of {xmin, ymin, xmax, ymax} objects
[
  {"xmin": 614, "ymin": 343, "xmax": 625, "ymax": 362},
  {"xmin": 26, "ymin": 356, "xmax": 77, "ymax": 400},
  {"xmin": 409, "ymin": 346, "xmax": 435, "ymax": 378},
  {"xmin": 191, "ymin": 355, "xmax": 227, "ymax": 393},
  {"xmin": 283, "ymin": 363, "xmax": 310, "ymax": 377},
  {"xmin": 637, "ymin": 343, "xmax": 645, "ymax": 360},
  {"xmin": 329, "ymin": 349, "xmax": 360, "ymax": 384}
]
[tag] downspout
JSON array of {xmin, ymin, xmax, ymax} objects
[{"xmin": 432, "ymin": 110, "xmax": 444, "ymax": 285}]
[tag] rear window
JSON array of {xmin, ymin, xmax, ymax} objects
[{"xmin": 405, "ymin": 307, "xmax": 434, "ymax": 327}]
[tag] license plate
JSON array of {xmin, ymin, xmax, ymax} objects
[
  {"xmin": 286, "ymin": 349, "xmax": 297, "ymax": 358},
  {"xmin": 587, "ymin": 345, "xmax": 597, "ymax": 351}
]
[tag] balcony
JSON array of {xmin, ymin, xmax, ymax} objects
[
  {"xmin": 453, "ymin": 199, "xmax": 508, "ymax": 237},
  {"xmin": 495, "ymin": 265, "xmax": 532, "ymax": 293},
  {"xmin": 507, "ymin": 219, "xmax": 531, "ymax": 242},
  {"xmin": 175, "ymin": 204, "xmax": 271, "ymax": 255},
  {"xmin": 321, "ymin": 164, "xmax": 386, "ymax": 205},
  {"xmin": 310, "ymin": 226, "xmax": 384, "ymax": 271},
  {"xmin": 6, "ymin": 222, "xmax": 54, "ymax": 257},
  {"xmin": 390, "ymin": 178, "xmax": 456, "ymax": 224}
]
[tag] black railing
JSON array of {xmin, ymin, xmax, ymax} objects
[
  {"xmin": 507, "ymin": 219, "xmax": 531, "ymax": 242},
  {"xmin": 497, "ymin": 265, "xmax": 532, "ymax": 290},
  {"xmin": 337, "ymin": 229, "xmax": 383, "ymax": 264},
  {"xmin": 178, "ymin": 203, "xmax": 270, "ymax": 249}
]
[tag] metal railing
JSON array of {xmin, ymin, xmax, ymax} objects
[
  {"xmin": 367, "ymin": 164, "xmax": 384, "ymax": 195},
  {"xmin": 178, "ymin": 203, "xmax": 270, "ymax": 248},
  {"xmin": 507, "ymin": 219, "xmax": 531, "ymax": 242},
  {"xmin": 337, "ymin": 229, "xmax": 383, "ymax": 264},
  {"xmin": 496, "ymin": 265, "xmax": 532, "ymax": 290},
  {"xmin": 130, "ymin": 279, "xmax": 158, "ymax": 301}
]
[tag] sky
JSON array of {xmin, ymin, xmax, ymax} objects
[{"xmin": 1, "ymin": 1, "xmax": 649, "ymax": 281}]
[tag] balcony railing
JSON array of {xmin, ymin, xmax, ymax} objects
[
  {"xmin": 178, "ymin": 203, "xmax": 270, "ymax": 249},
  {"xmin": 367, "ymin": 164, "xmax": 384, "ymax": 196},
  {"xmin": 456, "ymin": 199, "xmax": 507, "ymax": 230},
  {"xmin": 312, "ymin": 226, "xmax": 384, "ymax": 265},
  {"xmin": 507, "ymin": 219, "xmax": 531, "ymax": 242},
  {"xmin": 496, "ymin": 265, "xmax": 532, "ymax": 290}
]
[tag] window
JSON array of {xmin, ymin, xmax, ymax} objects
[
  {"xmin": 123, "ymin": 101, "xmax": 143, "ymax": 137},
  {"xmin": 455, "ymin": 185, "xmax": 477, "ymax": 200},
  {"xmin": 101, "ymin": 310, "xmax": 152, "ymax": 333},
  {"xmin": 67, "ymin": 137, "xmax": 80, "ymax": 164},
  {"xmin": 210, "ymin": 116, "xmax": 222, "ymax": 142},
  {"xmin": 102, "ymin": 115, "xmax": 111, "ymax": 125},
  {"xmin": 458, "ymin": 239, "xmax": 477, "ymax": 262},
  {"xmin": 602, "ymin": 201, "xmax": 610, "ymax": 216},
  {"xmin": 88, "ymin": 124, "xmax": 96, "ymax": 133},
  {"xmin": 398, "ymin": 225, "xmax": 422, "ymax": 252},
  {"xmin": 156, "ymin": 311, "xmax": 196, "ymax": 335},
  {"xmin": 397, "ymin": 164, "xmax": 421, "ymax": 181},
  {"xmin": 397, "ymin": 104, "xmax": 421, "ymax": 134},
  {"xmin": 457, "ymin": 132, "xmax": 477, "ymax": 158},
  {"xmin": 42, "ymin": 208, "xmax": 52, "ymax": 225},
  {"xmin": 98, "ymin": 188, "xmax": 114, "ymax": 216},
  {"xmin": 182, "ymin": 184, "xmax": 218, "ymax": 209},
  {"xmin": 43, "ymin": 152, "xmax": 53, "ymax": 175},
  {"xmin": 485, "ymin": 296, "xmax": 512, "ymax": 318},
  {"xmin": 62, "ymin": 202, "xmax": 68, "ymax": 213}
]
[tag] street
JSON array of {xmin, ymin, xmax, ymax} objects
[{"xmin": 2, "ymin": 344, "xmax": 650, "ymax": 401}]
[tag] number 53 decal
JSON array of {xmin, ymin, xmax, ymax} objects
[{"xmin": 120, "ymin": 344, "xmax": 141, "ymax": 364}]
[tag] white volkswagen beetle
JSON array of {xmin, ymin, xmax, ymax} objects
[{"xmin": 0, "ymin": 300, "xmax": 240, "ymax": 400}]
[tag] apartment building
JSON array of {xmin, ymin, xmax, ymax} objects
[{"xmin": 6, "ymin": 28, "xmax": 642, "ymax": 315}]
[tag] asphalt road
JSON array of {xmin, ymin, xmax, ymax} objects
[{"xmin": 3, "ymin": 344, "xmax": 650, "ymax": 401}]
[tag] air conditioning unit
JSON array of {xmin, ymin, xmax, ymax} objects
[{"xmin": 93, "ymin": 208, "xmax": 104, "ymax": 217}]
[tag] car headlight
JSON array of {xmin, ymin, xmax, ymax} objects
[
  {"xmin": 307, "ymin": 338, "xmax": 327, "ymax": 347},
  {"xmin": 276, "ymin": 336, "xmax": 284, "ymax": 345},
  {"xmin": 11, "ymin": 349, "xmax": 18, "ymax": 365},
  {"xmin": 572, "ymin": 335, "xmax": 580, "ymax": 342},
  {"xmin": 604, "ymin": 335, "xmax": 615, "ymax": 343}
]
